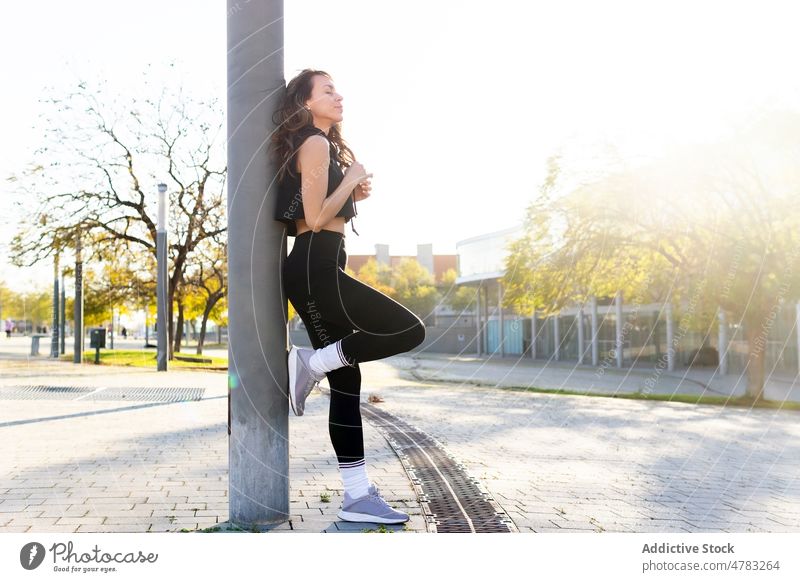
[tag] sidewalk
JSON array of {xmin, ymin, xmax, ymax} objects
[
  {"xmin": 397, "ymin": 351, "xmax": 800, "ymax": 404},
  {"xmin": 3, "ymin": 338, "xmax": 799, "ymax": 533},
  {"xmin": 373, "ymin": 354, "xmax": 800, "ymax": 533},
  {"xmin": 0, "ymin": 341, "xmax": 425, "ymax": 533}
]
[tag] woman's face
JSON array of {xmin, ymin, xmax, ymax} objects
[{"xmin": 306, "ymin": 75, "xmax": 343, "ymax": 124}]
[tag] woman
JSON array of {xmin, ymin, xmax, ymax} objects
[{"xmin": 271, "ymin": 69, "xmax": 426, "ymax": 525}]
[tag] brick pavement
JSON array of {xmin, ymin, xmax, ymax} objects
[
  {"xmin": 3, "ymin": 342, "xmax": 799, "ymax": 534},
  {"xmin": 0, "ymin": 357, "xmax": 423, "ymax": 533},
  {"xmin": 362, "ymin": 355, "xmax": 800, "ymax": 533}
]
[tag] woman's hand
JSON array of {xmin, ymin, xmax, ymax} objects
[
  {"xmin": 344, "ymin": 161, "xmax": 372, "ymax": 201},
  {"xmin": 343, "ymin": 161, "xmax": 371, "ymax": 191},
  {"xmin": 353, "ymin": 176, "xmax": 372, "ymax": 201}
]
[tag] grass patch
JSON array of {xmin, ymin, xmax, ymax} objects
[
  {"xmin": 185, "ymin": 524, "xmax": 248, "ymax": 533},
  {"xmin": 361, "ymin": 524, "xmax": 394, "ymax": 533},
  {"xmin": 58, "ymin": 349, "xmax": 227, "ymax": 370}
]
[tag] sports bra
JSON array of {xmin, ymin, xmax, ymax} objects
[{"xmin": 274, "ymin": 124, "xmax": 359, "ymax": 237}]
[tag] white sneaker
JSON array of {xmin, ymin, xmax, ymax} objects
[{"xmin": 287, "ymin": 345, "xmax": 325, "ymax": 416}]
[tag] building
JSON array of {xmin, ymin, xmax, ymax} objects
[
  {"xmin": 455, "ymin": 224, "xmax": 525, "ymax": 356},
  {"xmin": 346, "ymin": 243, "xmax": 456, "ymax": 284},
  {"xmin": 455, "ymin": 224, "xmax": 800, "ymax": 381}
]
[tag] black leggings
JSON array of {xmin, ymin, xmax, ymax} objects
[{"xmin": 283, "ymin": 229, "xmax": 426, "ymax": 464}]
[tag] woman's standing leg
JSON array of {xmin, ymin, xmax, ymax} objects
[{"xmin": 292, "ymin": 306, "xmax": 371, "ymax": 499}]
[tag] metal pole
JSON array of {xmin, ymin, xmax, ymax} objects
[
  {"xmin": 796, "ymin": 301, "xmax": 800, "ymax": 376},
  {"xmin": 615, "ymin": 290, "xmax": 624, "ymax": 368},
  {"xmin": 498, "ymin": 280, "xmax": 504, "ymax": 357},
  {"xmin": 228, "ymin": 0, "xmax": 289, "ymax": 527},
  {"xmin": 73, "ymin": 230, "xmax": 83, "ymax": 364},
  {"xmin": 530, "ymin": 309, "xmax": 537, "ymax": 360},
  {"xmin": 51, "ymin": 252, "xmax": 60, "ymax": 358},
  {"xmin": 666, "ymin": 299, "xmax": 675, "ymax": 372},
  {"xmin": 590, "ymin": 295, "xmax": 599, "ymax": 366},
  {"xmin": 156, "ymin": 183, "xmax": 168, "ymax": 371},
  {"xmin": 718, "ymin": 307, "xmax": 728, "ymax": 375},
  {"xmin": 60, "ymin": 268, "xmax": 66, "ymax": 354},
  {"xmin": 576, "ymin": 304, "xmax": 584, "ymax": 364},
  {"xmin": 482, "ymin": 283, "xmax": 489, "ymax": 355},
  {"xmin": 475, "ymin": 282, "xmax": 481, "ymax": 357},
  {"xmin": 553, "ymin": 314, "xmax": 560, "ymax": 361}
]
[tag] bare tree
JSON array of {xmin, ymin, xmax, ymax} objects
[
  {"xmin": 8, "ymin": 68, "xmax": 227, "ymax": 360},
  {"xmin": 184, "ymin": 239, "xmax": 227, "ymax": 355}
]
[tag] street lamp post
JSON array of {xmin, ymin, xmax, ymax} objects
[
  {"xmin": 156, "ymin": 182, "xmax": 168, "ymax": 371},
  {"xmin": 228, "ymin": 0, "xmax": 289, "ymax": 527},
  {"xmin": 73, "ymin": 229, "xmax": 83, "ymax": 364},
  {"xmin": 60, "ymin": 267, "xmax": 66, "ymax": 355},
  {"xmin": 51, "ymin": 251, "xmax": 60, "ymax": 358}
]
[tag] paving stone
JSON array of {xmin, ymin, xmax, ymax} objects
[
  {"xmin": 55, "ymin": 517, "xmax": 105, "ymax": 525},
  {"xmin": 7, "ymin": 517, "xmax": 61, "ymax": 527},
  {"xmin": 76, "ymin": 524, "xmax": 151, "ymax": 533},
  {"xmin": 2, "ymin": 355, "xmax": 797, "ymax": 535}
]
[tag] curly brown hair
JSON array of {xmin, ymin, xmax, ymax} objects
[{"xmin": 270, "ymin": 69, "xmax": 356, "ymax": 185}]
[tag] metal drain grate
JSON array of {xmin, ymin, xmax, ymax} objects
[
  {"xmin": 0, "ymin": 385, "xmax": 206, "ymax": 402},
  {"xmin": 362, "ymin": 403, "xmax": 517, "ymax": 533}
]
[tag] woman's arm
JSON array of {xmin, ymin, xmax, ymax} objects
[{"xmin": 297, "ymin": 136, "xmax": 356, "ymax": 232}]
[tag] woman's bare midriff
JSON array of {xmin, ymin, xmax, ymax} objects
[{"xmin": 295, "ymin": 216, "xmax": 346, "ymax": 236}]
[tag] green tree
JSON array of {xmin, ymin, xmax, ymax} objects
[
  {"xmin": 392, "ymin": 258, "xmax": 438, "ymax": 322},
  {"xmin": 504, "ymin": 109, "xmax": 800, "ymax": 402},
  {"xmin": 350, "ymin": 257, "xmax": 395, "ymax": 296},
  {"xmin": 183, "ymin": 240, "xmax": 227, "ymax": 354},
  {"xmin": 438, "ymin": 268, "xmax": 479, "ymax": 313}
]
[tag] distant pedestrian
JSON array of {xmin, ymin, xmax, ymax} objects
[
  {"xmin": 4, "ymin": 319, "xmax": 11, "ymax": 339},
  {"xmin": 121, "ymin": 326, "xmax": 128, "ymax": 339}
]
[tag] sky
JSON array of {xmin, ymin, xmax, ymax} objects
[{"xmin": 1, "ymin": 0, "xmax": 799, "ymax": 293}]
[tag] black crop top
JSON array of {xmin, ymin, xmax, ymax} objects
[{"xmin": 274, "ymin": 124, "xmax": 359, "ymax": 237}]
